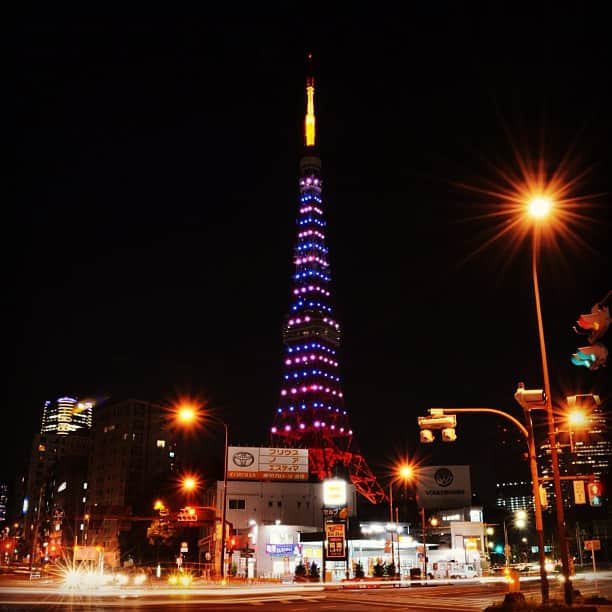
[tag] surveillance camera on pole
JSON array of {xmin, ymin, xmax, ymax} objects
[
  {"xmin": 417, "ymin": 409, "xmax": 457, "ymax": 443},
  {"xmin": 514, "ymin": 383, "xmax": 546, "ymax": 411}
]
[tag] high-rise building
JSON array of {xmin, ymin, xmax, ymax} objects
[
  {"xmin": 270, "ymin": 59, "xmax": 385, "ymax": 504},
  {"xmin": 86, "ymin": 399, "xmax": 177, "ymax": 567},
  {"xmin": 538, "ymin": 394, "xmax": 610, "ymax": 510},
  {"xmin": 23, "ymin": 431, "xmax": 91, "ymax": 563},
  {"xmin": 0, "ymin": 482, "xmax": 7, "ymax": 524},
  {"xmin": 41, "ymin": 396, "xmax": 93, "ymax": 435},
  {"xmin": 495, "ymin": 480, "xmax": 533, "ymax": 514}
]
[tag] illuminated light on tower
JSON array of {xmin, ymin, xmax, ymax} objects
[
  {"xmin": 304, "ymin": 55, "xmax": 316, "ymax": 147},
  {"xmin": 270, "ymin": 57, "xmax": 386, "ymax": 504}
]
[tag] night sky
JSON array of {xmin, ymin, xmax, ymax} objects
[{"xmin": 11, "ymin": 9, "xmax": 612, "ymax": 506}]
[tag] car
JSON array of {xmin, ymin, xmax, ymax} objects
[{"xmin": 449, "ymin": 565, "xmax": 478, "ymax": 579}]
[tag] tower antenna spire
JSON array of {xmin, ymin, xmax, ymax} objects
[{"xmin": 304, "ymin": 53, "xmax": 316, "ymax": 147}]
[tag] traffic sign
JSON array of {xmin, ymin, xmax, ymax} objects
[
  {"xmin": 573, "ymin": 480, "xmax": 586, "ymax": 505},
  {"xmin": 584, "ymin": 539, "xmax": 601, "ymax": 551}
]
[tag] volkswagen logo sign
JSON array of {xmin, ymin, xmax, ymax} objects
[
  {"xmin": 232, "ymin": 451, "xmax": 255, "ymax": 467},
  {"xmin": 434, "ymin": 468, "xmax": 454, "ymax": 487}
]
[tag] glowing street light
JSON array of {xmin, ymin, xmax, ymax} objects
[
  {"xmin": 525, "ymin": 192, "xmax": 573, "ymax": 603},
  {"xmin": 398, "ymin": 464, "xmax": 414, "ymax": 481},
  {"xmin": 515, "ymin": 510, "xmax": 527, "ymax": 530},
  {"xmin": 568, "ymin": 409, "xmax": 587, "ymax": 453},
  {"xmin": 181, "ymin": 475, "xmax": 199, "ymax": 494},
  {"xmin": 527, "ymin": 196, "xmax": 552, "ymax": 219},
  {"xmin": 568, "ymin": 410, "xmax": 587, "ymax": 428},
  {"xmin": 177, "ymin": 404, "xmax": 197, "ymax": 426}
]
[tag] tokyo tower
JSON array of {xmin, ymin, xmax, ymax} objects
[{"xmin": 270, "ymin": 59, "xmax": 386, "ymax": 504}]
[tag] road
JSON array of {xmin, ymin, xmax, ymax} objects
[{"xmin": 0, "ymin": 572, "xmax": 610, "ymax": 611}]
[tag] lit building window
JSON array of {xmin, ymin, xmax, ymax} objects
[{"xmin": 156, "ymin": 440, "xmax": 166, "ymax": 448}]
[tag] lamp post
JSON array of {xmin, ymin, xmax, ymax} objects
[
  {"xmin": 395, "ymin": 506, "xmax": 401, "ymax": 580},
  {"xmin": 528, "ymin": 198, "xmax": 573, "ymax": 604},
  {"xmin": 219, "ymin": 421, "xmax": 229, "ymax": 581},
  {"xmin": 388, "ymin": 482, "xmax": 395, "ymax": 568},
  {"xmin": 420, "ymin": 508, "xmax": 427, "ymax": 580},
  {"xmin": 173, "ymin": 401, "xmax": 229, "ymax": 581},
  {"xmin": 391, "ymin": 463, "xmax": 414, "ymax": 578}
]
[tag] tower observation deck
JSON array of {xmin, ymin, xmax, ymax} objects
[{"xmin": 270, "ymin": 58, "xmax": 385, "ymax": 504}]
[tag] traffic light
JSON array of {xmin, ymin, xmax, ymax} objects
[
  {"xmin": 575, "ymin": 303, "xmax": 610, "ymax": 343},
  {"xmin": 177, "ymin": 506, "xmax": 198, "ymax": 522},
  {"xmin": 417, "ymin": 410, "xmax": 457, "ymax": 443},
  {"xmin": 587, "ymin": 481, "xmax": 603, "ymax": 507},
  {"xmin": 572, "ymin": 297, "xmax": 610, "ymax": 370},
  {"xmin": 420, "ymin": 429, "xmax": 435, "ymax": 443},
  {"xmin": 571, "ymin": 345, "xmax": 608, "ymax": 370},
  {"xmin": 441, "ymin": 428, "xmax": 457, "ymax": 442}
]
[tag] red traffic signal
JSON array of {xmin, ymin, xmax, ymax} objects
[
  {"xmin": 576, "ymin": 304, "xmax": 610, "ymax": 343},
  {"xmin": 587, "ymin": 481, "xmax": 603, "ymax": 507},
  {"xmin": 573, "ymin": 296, "xmax": 611, "ymax": 371}
]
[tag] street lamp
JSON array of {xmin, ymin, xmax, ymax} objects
[
  {"xmin": 567, "ymin": 409, "xmax": 588, "ymax": 453},
  {"xmin": 181, "ymin": 476, "xmax": 198, "ymax": 493},
  {"xmin": 527, "ymin": 195, "xmax": 573, "ymax": 603},
  {"xmin": 219, "ymin": 421, "xmax": 229, "ymax": 581},
  {"xmin": 177, "ymin": 404, "xmax": 198, "ymax": 426},
  {"xmin": 173, "ymin": 400, "xmax": 229, "ymax": 580},
  {"xmin": 389, "ymin": 463, "xmax": 414, "ymax": 577}
]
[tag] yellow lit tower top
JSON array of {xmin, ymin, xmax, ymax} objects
[{"xmin": 304, "ymin": 53, "xmax": 316, "ymax": 147}]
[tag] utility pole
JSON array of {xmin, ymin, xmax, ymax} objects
[
  {"xmin": 395, "ymin": 506, "xmax": 401, "ymax": 579},
  {"xmin": 28, "ymin": 485, "xmax": 44, "ymax": 575},
  {"xmin": 421, "ymin": 507, "xmax": 427, "ymax": 581}
]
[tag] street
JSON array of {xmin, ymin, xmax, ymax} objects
[{"xmin": 0, "ymin": 572, "xmax": 610, "ymax": 611}]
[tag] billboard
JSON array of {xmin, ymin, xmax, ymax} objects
[
  {"xmin": 415, "ymin": 465, "xmax": 471, "ymax": 510},
  {"xmin": 325, "ymin": 522, "xmax": 347, "ymax": 560},
  {"xmin": 227, "ymin": 447, "xmax": 309, "ymax": 481},
  {"xmin": 323, "ymin": 479, "xmax": 347, "ymax": 507}
]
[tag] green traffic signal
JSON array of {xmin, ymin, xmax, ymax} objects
[{"xmin": 571, "ymin": 344, "xmax": 608, "ymax": 369}]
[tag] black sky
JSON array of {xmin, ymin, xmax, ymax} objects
[{"xmin": 10, "ymin": 9, "xmax": 612, "ymax": 501}]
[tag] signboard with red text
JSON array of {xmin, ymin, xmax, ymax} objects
[{"xmin": 227, "ymin": 447, "xmax": 309, "ymax": 481}]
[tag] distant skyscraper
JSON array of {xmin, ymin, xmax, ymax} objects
[
  {"xmin": 539, "ymin": 394, "xmax": 610, "ymax": 509},
  {"xmin": 86, "ymin": 399, "xmax": 177, "ymax": 566},
  {"xmin": 0, "ymin": 482, "xmax": 7, "ymax": 524},
  {"xmin": 41, "ymin": 396, "xmax": 93, "ymax": 435},
  {"xmin": 24, "ymin": 431, "xmax": 91, "ymax": 562},
  {"xmin": 269, "ymin": 58, "xmax": 385, "ymax": 504},
  {"xmin": 495, "ymin": 480, "xmax": 533, "ymax": 514}
]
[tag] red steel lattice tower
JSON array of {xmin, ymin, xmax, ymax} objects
[{"xmin": 270, "ymin": 58, "xmax": 385, "ymax": 504}]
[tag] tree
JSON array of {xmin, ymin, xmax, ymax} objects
[
  {"xmin": 294, "ymin": 562, "xmax": 307, "ymax": 578},
  {"xmin": 373, "ymin": 559, "xmax": 385, "ymax": 577},
  {"xmin": 354, "ymin": 562, "xmax": 365, "ymax": 579},
  {"xmin": 308, "ymin": 561, "xmax": 320, "ymax": 580}
]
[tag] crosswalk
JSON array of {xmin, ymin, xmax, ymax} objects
[{"xmin": 325, "ymin": 590, "xmax": 501, "ymax": 610}]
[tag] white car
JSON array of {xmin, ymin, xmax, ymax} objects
[{"xmin": 449, "ymin": 565, "xmax": 478, "ymax": 579}]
